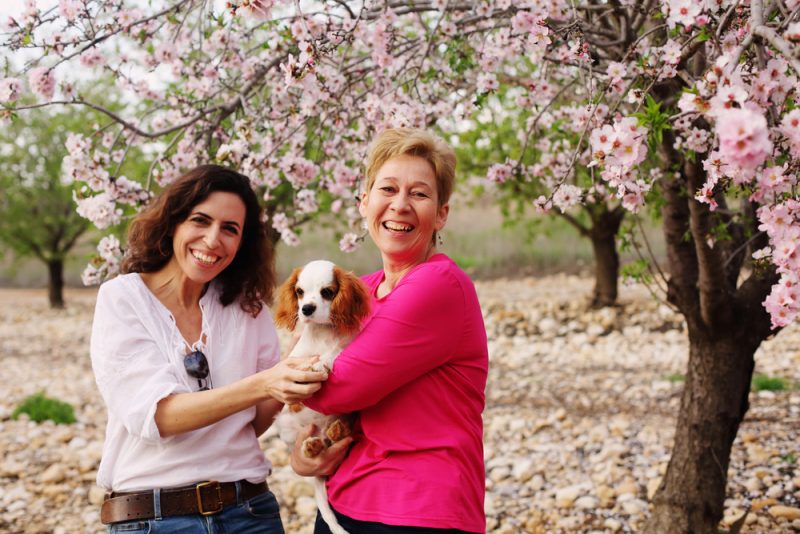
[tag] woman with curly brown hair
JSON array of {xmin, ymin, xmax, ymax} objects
[{"xmin": 90, "ymin": 165, "xmax": 341, "ymax": 533}]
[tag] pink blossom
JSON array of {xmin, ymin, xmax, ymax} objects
[
  {"xmin": 695, "ymin": 182, "xmax": 718, "ymax": 210},
  {"xmin": 665, "ymin": 0, "xmax": 703, "ymax": 29},
  {"xmin": 487, "ymin": 163, "xmax": 513, "ymax": 184},
  {"xmin": 0, "ymin": 78, "xmax": 23, "ymax": 103},
  {"xmin": 751, "ymin": 165, "xmax": 795, "ymax": 203},
  {"xmin": 786, "ymin": 22, "xmax": 800, "ymax": 42},
  {"xmin": 660, "ymin": 40, "xmax": 682, "ymax": 65},
  {"xmin": 715, "ymin": 107, "xmax": 772, "ymax": 172},
  {"xmin": 80, "ymin": 49, "xmax": 106, "ymax": 68},
  {"xmin": 476, "ymin": 72, "xmax": 499, "ymax": 94},
  {"xmin": 59, "ymin": 0, "xmax": 82, "ymax": 21},
  {"xmin": 778, "ymin": 109, "xmax": 800, "ymax": 157},
  {"xmin": 281, "ymin": 155, "xmax": 317, "ymax": 188},
  {"xmin": 552, "ymin": 184, "xmax": 582, "ymax": 212},
  {"xmin": 339, "ymin": 233, "xmax": 361, "ymax": 253},
  {"xmin": 295, "ymin": 189, "xmax": 318, "ymax": 214},
  {"xmin": 28, "ymin": 67, "xmax": 55, "ymax": 99},
  {"xmin": 74, "ymin": 191, "xmax": 122, "ymax": 229},
  {"xmin": 708, "ymin": 84, "xmax": 748, "ymax": 116},
  {"xmin": 606, "ymin": 61, "xmax": 626, "ymax": 83},
  {"xmin": 154, "ymin": 43, "xmax": 176, "ymax": 64},
  {"xmin": 511, "ymin": 12, "xmax": 541, "ymax": 35},
  {"xmin": 533, "ymin": 195, "xmax": 551, "ymax": 213}
]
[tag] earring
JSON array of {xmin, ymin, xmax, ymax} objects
[
  {"xmin": 437, "ymin": 232, "xmax": 443, "ymax": 246},
  {"xmin": 361, "ymin": 218, "xmax": 368, "ymax": 231}
]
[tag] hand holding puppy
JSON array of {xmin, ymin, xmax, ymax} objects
[
  {"xmin": 291, "ymin": 424, "xmax": 353, "ymax": 477},
  {"xmin": 257, "ymin": 356, "xmax": 327, "ymax": 404}
]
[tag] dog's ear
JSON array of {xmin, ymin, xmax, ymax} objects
[
  {"xmin": 330, "ymin": 266, "xmax": 372, "ymax": 335},
  {"xmin": 274, "ymin": 267, "xmax": 302, "ymax": 331}
]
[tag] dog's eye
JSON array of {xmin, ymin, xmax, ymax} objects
[
  {"xmin": 295, "ymin": 288, "xmax": 304, "ymax": 298},
  {"xmin": 320, "ymin": 287, "xmax": 336, "ymax": 300}
]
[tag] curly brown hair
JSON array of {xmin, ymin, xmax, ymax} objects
[{"xmin": 121, "ymin": 165, "xmax": 275, "ymax": 316}]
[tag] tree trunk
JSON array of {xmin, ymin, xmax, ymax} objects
[
  {"xmin": 588, "ymin": 207, "xmax": 624, "ymax": 308},
  {"xmin": 48, "ymin": 259, "xmax": 65, "ymax": 309},
  {"xmin": 588, "ymin": 231, "xmax": 619, "ymax": 308},
  {"xmin": 644, "ymin": 330, "xmax": 757, "ymax": 533}
]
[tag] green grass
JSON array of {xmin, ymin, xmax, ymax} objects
[
  {"xmin": 12, "ymin": 392, "xmax": 77, "ymax": 424},
  {"xmin": 751, "ymin": 374, "xmax": 789, "ymax": 392},
  {"xmin": 666, "ymin": 373, "xmax": 685, "ymax": 383}
]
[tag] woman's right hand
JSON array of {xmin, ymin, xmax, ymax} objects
[
  {"xmin": 290, "ymin": 424, "xmax": 353, "ymax": 477},
  {"xmin": 256, "ymin": 356, "xmax": 328, "ymax": 404}
]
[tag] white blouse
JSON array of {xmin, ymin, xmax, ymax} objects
[{"xmin": 90, "ymin": 273, "xmax": 280, "ymax": 491}]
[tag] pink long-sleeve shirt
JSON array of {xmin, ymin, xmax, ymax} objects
[{"xmin": 304, "ymin": 253, "xmax": 488, "ymax": 532}]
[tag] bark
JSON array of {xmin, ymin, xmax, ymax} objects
[
  {"xmin": 47, "ymin": 259, "xmax": 65, "ymax": 309},
  {"xmin": 588, "ymin": 207, "xmax": 625, "ymax": 308},
  {"xmin": 645, "ymin": 100, "xmax": 779, "ymax": 534},
  {"xmin": 644, "ymin": 329, "xmax": 758, "ymax": 533}
]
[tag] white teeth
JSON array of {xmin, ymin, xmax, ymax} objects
[
  {"xmin": 192, "ymin": 250, "xmax": 219, "ymax": 264},
  {"xmin": 384, "ymin": 222, "xmax": 413, "ymax": 232}
]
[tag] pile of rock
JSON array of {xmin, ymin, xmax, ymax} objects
[{"xmin": 0, "ymin": 276, "xmax": 798, "ymax": 533}]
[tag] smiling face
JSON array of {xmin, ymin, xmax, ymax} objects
[
  {"xmin": 360, "ymin": 154, "xmax": 449, "ymax": 267},
  {"xmin": 169, "ymin": 191, "xmax": 246, "ymax": 286}
]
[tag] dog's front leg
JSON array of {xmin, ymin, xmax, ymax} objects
[{"xmin": 314, "ymin": 348, "xmax": 340, "ymax": 373}]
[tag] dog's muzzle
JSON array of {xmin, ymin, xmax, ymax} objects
[{"xmin": 301, "ymin": 304, "xmax": 316, "ymax": 317}]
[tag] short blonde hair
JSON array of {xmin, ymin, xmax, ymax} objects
[{"xmin": 364, "ymin": 128, "xmax": 456, "ymax": 207}]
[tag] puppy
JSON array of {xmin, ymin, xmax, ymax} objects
[{"xmin": 274, "ymin": 260, "xmax": 371, "ymax": 534}]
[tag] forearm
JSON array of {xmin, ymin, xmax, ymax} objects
[
  {"xmin": 155, "ymin": 374, "xmax": 264, "ymax": 437},
  {"xmin": 155, "ymin": 357, "xmax": 326, "ymax": 437}
]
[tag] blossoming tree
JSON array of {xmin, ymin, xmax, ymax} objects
[{"xmin": 2, "ymin": 0, "xmax": 800, "ymax": 531}]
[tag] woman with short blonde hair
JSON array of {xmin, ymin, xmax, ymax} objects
[{"xmin": 293, "ymin": 128, "xmax": 488, "ymax": 534}]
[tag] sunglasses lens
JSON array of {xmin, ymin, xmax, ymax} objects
[{"xmin": 184, "ymin": 351, "xmax": 209, "ymax": 379}]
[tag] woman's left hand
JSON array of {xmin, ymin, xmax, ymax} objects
[{"xmin": 290, "ymin": 424, "xmax": 353, "ymax": 477}]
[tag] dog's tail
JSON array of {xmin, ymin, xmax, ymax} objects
[{"xmin": 314, "ymin": 476, "xmax": 349, "ymax": 534}]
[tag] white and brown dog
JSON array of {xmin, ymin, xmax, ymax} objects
[{"xmin": 274, "ymin": 260, "xmax": 371, "ymax": 534}]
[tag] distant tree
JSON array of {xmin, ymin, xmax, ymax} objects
[
  {"xmin": 454, "ymin": 107, "xmax": 631, "ymax": 308},
  {"xmin": 0, "ymin": 107, "xmax": 145, "ymax": 307}
]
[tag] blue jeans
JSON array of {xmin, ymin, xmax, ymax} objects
[{"xmin": 107, "ymin": 491, "xmax": 284, "ymax": 533}]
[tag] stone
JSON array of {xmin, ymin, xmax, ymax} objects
[
  {"xmin": 574, "ymin": 495, "xmax": 599, "ymax": 509},
  {"xmin": 765, "ymin": 484, "xmax": 784, "ymax": 499},
  {"xmin": 769, "ymin": 506, "xmax": 800, "ymax": 520},
  {"xmin": 88, "ymin": 486, "xmax": 106, "ymax": 506},
  {"xmin": 744, "ymin": 477, "xmax": 762, "ymax": 493},
  {"xmin": 294, "ymin": 496, "xmax": 318, "ymax": 516},
  {"xmin": 621, "ymin": 498, "xmax": 648, "ymax": 515},
  {"xmin": 646, "ymin": 477, "xmax": 661, "ymax": 500},
  {"xmin": 512, "ymin": 458, "xmax": 536, "ymax": 483},
  {"xmin": 752, "ymin": 498, "xmax": 778, "ymax": 511},
  {"xmin": 554, "ymin": 484, "xmax": 584, "ymax": 508},
  {"xmin": 39, "ymin": 464, "xmax": 66, "ymax": 484}
]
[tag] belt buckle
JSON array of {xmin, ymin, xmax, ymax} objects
[{"xmin": 195, "ymin": 481, "xmax": 223, "ymax": 516}]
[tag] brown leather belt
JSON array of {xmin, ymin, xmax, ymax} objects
[{"xmin": 100, "ymin": 480, "xmax": 268, "ymax": 524}]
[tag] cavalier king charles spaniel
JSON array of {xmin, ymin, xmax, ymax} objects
[{"xmin": 273, "ymin": 260, "xmax": 371, "ymax": 534}]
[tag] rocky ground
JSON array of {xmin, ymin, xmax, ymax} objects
[{"xmin": 0, "ymin": 275, "xmax": 798, "ymax": 533}]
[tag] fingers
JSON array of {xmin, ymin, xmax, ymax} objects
[
  {"xmin": 327, "ymin": 436, "xmax": 353, "ymax": 460},
  {"xmin": 283, "ymin": 358, "xmax": 328, "ymax": 383},
  {"xmin": 296, "ymin": 423, "xmax": 316, "ymax": 445}
]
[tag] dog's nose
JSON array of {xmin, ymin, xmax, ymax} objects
[{"xmin": 301, "ymin": 304, "xmax": 316, "ymax": 317}]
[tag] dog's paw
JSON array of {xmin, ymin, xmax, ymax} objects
[
  {"xmin": 310, "ymin": 361, "xmax": 330, "ymax": 373},
  {"xmin": 287, "ymin": 403, "xmax": 304, "ymax": 413},
  {"xmin": 302, "ymin": 437, "xmax": 326, "ymax": 458},
  {"xmin": 325, "ymin": 419, "xmax": 351, "ymax": 442}
]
